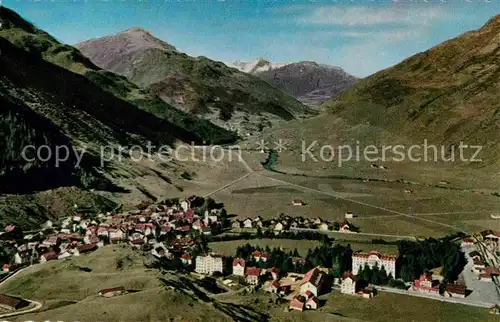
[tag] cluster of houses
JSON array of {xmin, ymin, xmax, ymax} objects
[
  {"xmin": 480, "ymin": 230, "xmax": 500, "ymax": 255},
  {"xmin": 468, "ymin": 250, "xmax": 500, "ymax": 282},
  {"xmin": 2, "ymin": 197, "xmax": 228, "ymax": 271},
  {"xmin": 232, "ymin": 214, "xmax": 355, "ymax": 233},
  {"xmin": 193, "ymin": 251, "xmax": 325, "ymax": 312},
  {"xmin": 411, "ymin": 272, "xmax": 466, "ymax": 298}
]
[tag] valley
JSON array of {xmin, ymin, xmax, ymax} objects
[{"xmin": 0, "ymin": 3, "xmax": 500, "ymax": 321}]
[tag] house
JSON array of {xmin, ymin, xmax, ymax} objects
[
  {"xmin": 318, "ymin": 223, "xmax": 329, "ymax": 231},
  {"xmin": 243, "ymin": 218, "xmax": 253, "ymax": 228},
  {"xmin": 195, "ymin": 254, "xmax": 223, "ymax": 275},
  {"xmin": 300, "ymin": 267, "xmax": 325, "ymax": 296},
  {"xmin": 313, "ymin": 217, "xmax": 323, "ymax": 225},
  {"xmin": 274, "ymin": 222, "xmax": 284, "ymax": 232},
  {"xmin": 345, "ymin": 212, "xmax": 354, "ymax": 219},
  {"xmin": 270, "ymin": 267, "xmax": 279, "ymax": 280},
  {"xmin": 2, "ymin": 264, "xmax": 9, "ymax": 273},
  {"xmin": 339, "ymin": 220, "xmax": 351, "ymax": 232},
  {"xmin": 98, "ymin": 286, "xmax": 126, "ymax": 297},
  {"xmin": 231, "ymin": 220, "xmax": 242, "ymax": 229},
  {"xmin": 180, "ymin": 200, "xmax": 190, "ymax": 212},
  {"xmin": 0, "ymin": 294, "xmax": 29, "ymax": 311},
  {"xmin": 268, "ymin": 280, "xmax": 280, "ymax": 293},
  {"xmin": 352, "ymin": 250, "xmax": 397, "ymax": 279},
  {"xmin": 42, "ymin": 235, "xmax": 59, "ymax": 246},
  {"xmin": 413, "ymin": 273, "xmax": 439, "ymax": 295},
  {"xmin": 444, "ymin": 283, "xmax": 466, "ymax": 298},
  {"xmin": 341, "ymin": 273, "xmax": 357, "ymax": 295},
  {"xmin": 289, "ymin": 296, "xmax": 305, "ymax": 311},
  {"xmin": 252, "ymin": 251, "xmax": 269, "ymax": 262},
  {"xmin": 109, "ymin": 228, "xmax": 124, "ymax": 243},
  {"xmin": 304, "ymin": 291, "xmax": 318, "ymax": 310},
  {"xmin": 490, "ymin": 304, "xmax": 500, "ymax": 315},
  {"xmin": 245, "ymin": 267, "xmax": 261, "ymax": 285},
  {"xmin": 473, "ymin": 258, "xmax": 485, "ymax": 271},
  {"xmin": 40, "ymin": 252, "xmax": 58, "ymax": 263},
  {"xmin": 77, "ymin": 244, "xmax": 97, "ymax": 254},
  {"xmin": 292, "ymin": 199, "xmax": 304, "ymax": 206},
  {"xmin": 461, "ymin": 237, "xmax": 475, "ymax": 247},
  {"xmin": 160, "ymin": 225, "xmax": 172, "ymax": 235},
  {"xmin": 181, "ymin": 254, "xmax": 192, "ymax": 265},
  {"xmin": 361, "ymin": 287, "xmax": 374, "ymax": 299},
  {"xmin": 404, "ymin": 189, "xmax": 413, "ymax": 194},
  {"xmin": 232, "ymin": 258, "xmax": 245, "ymax": 276}
]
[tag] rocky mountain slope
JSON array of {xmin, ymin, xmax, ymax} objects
[
  {"xmin": 0, "ymin": 7, "xmax": 234, "ymax": 228},
  {"xmin": 229, "ymin": 58, "xmax": 358, "ymax": 105},
  {"xmin": 76, "ymin": 30, "xmax": 314, "ymax": 135}
]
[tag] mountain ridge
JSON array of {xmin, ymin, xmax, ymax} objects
[
  {"xmin": 229, "ymin": 58, "xmax": 358, "ymax": 105},
  {"xmin": 76, "ymin": 29, "xmax": 315, "ymax": 135}
]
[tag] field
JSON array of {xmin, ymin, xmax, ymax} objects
[
  {"xmin": 199, "ymin": 147, "xmax": 500, "ymax": 238},
  {"xmin": 217, "ymin": 290, "xmax": 498, "ymax": 322}
]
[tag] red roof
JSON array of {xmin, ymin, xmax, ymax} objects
[
  {"xmin": 77, "ymin": 244, "xmax": 97, "ymax": 253},
  {"xmin": 99, "ymin": 286, "xmax": 126, "ymax": 294},
  {"xmin": 181, "ymin": 254, "xmax": 191, "ymax": 260},
  {"xmin": 342, "ymin": 272, "xmax": 357, "ymax": 281},
  {"xmin": 41, "ymin": 252, "xmax": 57, "ymax": 261},
  {"xmin": 4, "ymin": 225, "xmax": 16, "ymax": 233},
  {"xmin": 270, "ymin": 280, "xmax": 280, "ymax": 288},
  {"xmin": 130, "ymin": 239, "xmax": 145, "ymax": 245},
  {"xmin": 305, "ymin": 290, "xmax": 314, "ymax": 298},
  {"xmin": 261, "ymin": 252, "xmax": 269, "ymax": 259},
  {"xmin": 176, "ymin": 225, "xmax": 191, "ymax": 232},
  {"xmin": 232, "ymin": 258, "xmax": 245, "ymax": 267},
  {"xmin": 246, "ymin": 267, "xmax": 261, "ymax": 277},
  {"xmin": 293, "ymin": 199, "xmax": 303, "ymax": 203},
  {"xmin": 290, "ymin": 297, "xmax": 304, "ymax": 310},
  {"xmin": 302, "ymin": 268, "xmax": 324, "ymax": 287}
]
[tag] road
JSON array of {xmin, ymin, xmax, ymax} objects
[
  {"xmin": 255, "ymin": 172, "xmax": 464, "ymax": 232},
  {"xmin": 460, "ymin": 244, "xmax": 500, "ymax": 306},
  {"xmin": 0, "ymin": 267, "xmax": 43, "ymax": 318},
  {"xmin": 202, "ymin": 148, "xmax": 467, "ymax": 235},
  {"xmin": 289, "ymin": 227, "xmax": 415, "ymax": 240}
]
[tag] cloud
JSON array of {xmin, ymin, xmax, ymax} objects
[
  {"xmin": 297, "ymin": 6, "xmax": 449, "ymax": 26},
  {"xmin": 322, "ymin": 29, "xmax": 421, "ymax": 41}
]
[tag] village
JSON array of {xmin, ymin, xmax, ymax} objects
[{"xmin": 0, "ymin": 196, "xmax": 499, "ymax": 315}]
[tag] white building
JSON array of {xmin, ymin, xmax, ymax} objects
[
  {"xmin": 352, "ymin": 250, "xmax": 397, "ymax": 278},
  {"xmin": 341, "ymin": 273, "xmax": 357, "ymax": 295},
  {"xmin": 195, "ymin": 254, "xmax": 224, "ymax": 275}
]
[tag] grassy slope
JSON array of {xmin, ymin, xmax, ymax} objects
[{"xmin": 322, "ymin": 15, "xmax": 500, "ymax": 162}]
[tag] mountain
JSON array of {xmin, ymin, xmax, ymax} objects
[
  {"xmin": 258, "ymin": 61, "xmax": 358, "ymax": 105},
  {"xmin": 227, "ymin": 58, "xmax": 288, "ymax": 74},
  {"xmin": 264, "ymin": 15, "xmax": 500, "ymax": 167},
  {"xmin": 0, "ymin": 7, "xmax": 237, "ymax": 228},
  {"xmin": 76, "ymin": 30, "xmax": 314, "ymax": 135},
  {"xmin": 0, "ymin": 10, "xmax": 237, "ymax": 146},
  {"xmin": 321, "ymin": 15, "xmax": 500, "ymax": 160},
  {"xmin": 229, "ymin": 59, "xmax": 358, "ymax": 105}
]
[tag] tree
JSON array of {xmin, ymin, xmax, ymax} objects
[
  {"xmin": 379, "ymin": 265, "xmax": 389, "ymax": 285},
  {"xmin": 371, "ymin": 263, "xmax": 381, "ymax": 285},
  {"xmin": 256, "ymin": 227, "xmax": 263, "ymax": 239}
]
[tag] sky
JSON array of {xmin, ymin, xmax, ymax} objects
[{"xmin": 3, "ymin": 0, "xmax": 500, "ymax": 77}]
